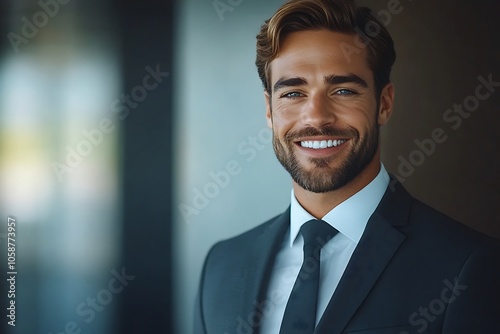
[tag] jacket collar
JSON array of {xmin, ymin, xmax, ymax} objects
[
  {"xmin": 239, "ymin": 207, "xmax": 290, "ymax": 334},
  {"xmin": 315, "ymin": 176, "xmax": 411, "ymax": 333}
]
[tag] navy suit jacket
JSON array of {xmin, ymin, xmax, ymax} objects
[{"xmin": 194, "ymin": 179, "xmax": 500, "ymax": 333}]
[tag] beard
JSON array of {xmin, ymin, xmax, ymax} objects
[{"xmin": 272, "ymin": 123, "xmax": 379, "ymax": 193}]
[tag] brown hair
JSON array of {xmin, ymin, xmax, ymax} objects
[{"xmin": 255, "ymin": 0, "xmax": 396, "ymax": 96}]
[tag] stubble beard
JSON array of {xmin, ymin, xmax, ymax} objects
[{"xmin": 272, "ymin": 124, "xmax": 380, "ymax": 193}]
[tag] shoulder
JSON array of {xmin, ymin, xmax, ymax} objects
[
  {"xmin": 388, "ymin": 183, "xmax": 500, "ymax": 276},
  {"xmin": 408, "ymin": 196, "xmax": 498, "ymax": 249},
  {"xmin": 198, "ymin": 209, "xmax": 289, "ymax": 298},
  {"xmin": 381, "ymin": 177, "xmax": 499, "ymax": 264},
  {"xmin": 206, "ymin": 210, "xmax": 287, "ymax": 262}
]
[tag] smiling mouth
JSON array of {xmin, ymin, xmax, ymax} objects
[{"xmin": 299, "ymin": 139, "xmax": 348, "ymax": 149}]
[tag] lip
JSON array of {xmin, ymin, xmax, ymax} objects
[
  {"xmin": 295, "ymin": 136, "xmax": 348, "ymax": 142},
  {"xmin": 294, "ymin": 138, "xmax": 350, "ymax": 158}
]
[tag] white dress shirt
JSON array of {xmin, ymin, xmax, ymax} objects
[{"xmin": 259, "ymin": 164, "xmax": 390, "ymax": 334}]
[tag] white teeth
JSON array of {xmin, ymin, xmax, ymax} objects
[{"xmin": 300, "ymin": 139, "xmax": 347, "ymax": 149}]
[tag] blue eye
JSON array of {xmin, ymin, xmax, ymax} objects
[
  {"xmin": 335, "ymin": 89, "xmax": 356, "ymax": 95},
  {"xmin": 282, "ymin": 92, "xmax": 303, "ymax": 99}
]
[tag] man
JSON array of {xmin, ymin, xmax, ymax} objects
[{"xmin": 194, "ymin": 0, "xmax": 500, "ymax": 333}]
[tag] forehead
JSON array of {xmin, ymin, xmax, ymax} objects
[{"xmin": 269, "ymin": 30, "xmax": 372, "ymax": 85}]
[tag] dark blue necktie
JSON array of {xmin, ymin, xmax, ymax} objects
[{"xmin": 279, "ymin": 219, "xmax": 338, "ymax": 334}]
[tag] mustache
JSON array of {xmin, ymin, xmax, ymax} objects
[{"xmin": 284, "ymin": 126, "xmax": 358, "ymax": 142}]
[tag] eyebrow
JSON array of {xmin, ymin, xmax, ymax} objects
[
  {"xmin": 273, "ymin": 77, "xmax": 307, "ymax": 93},
  {"xmin": 272, "ymin": 74, "xmax": 368, "ymax": 93},
  {"xmin": 324, "ymin": 74, "xmax": 368, "ymax": 88}
]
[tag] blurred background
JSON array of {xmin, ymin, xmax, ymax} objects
[
  {"xmin": 0, "ymin": 0, "xmax": 499, "ymax": 333},
  {"xmin": 0, "ymin": 0, "xmax": 173, "ymax": 333}
]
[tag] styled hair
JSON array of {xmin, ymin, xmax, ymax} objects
[{"xmin": 255, "ymin": 0, "xmax": 396, "ymax": 96}]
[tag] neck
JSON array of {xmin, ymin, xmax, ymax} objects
[{"xmin": 293, "ymin": 152, "xmax": 382, "ymax": 219}]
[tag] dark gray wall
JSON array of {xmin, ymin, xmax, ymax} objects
[{"xmin": 358, "ymin": 0, "xmax": 500, "ymax": 237}]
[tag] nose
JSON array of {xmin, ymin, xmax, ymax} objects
[{"xmin": 301, "ymin": 92, "xmax": 336, "ymax": 128}]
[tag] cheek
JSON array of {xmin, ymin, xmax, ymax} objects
[
  {"xmin": 271, "ymin": 105, "xmax": 298, "ymax": 136},
  {"xmin": 338, "ymin": 103, "xmax": 378, "ymax": 132},
  {"xmin": 272, "ymin": 119, "xmax": 292, "ymax": 139},
  {"xmin": 342, "ymin": 113, "xmax": 370, "ymax": 129}
]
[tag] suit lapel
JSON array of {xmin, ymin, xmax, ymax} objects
[
  {"xmin": 239, "ymin": 207, "xmax": 290, "ymax": 334},
  {"xmin": 315, "ymin": 178, "xmax": 412, "ymax": 334}
]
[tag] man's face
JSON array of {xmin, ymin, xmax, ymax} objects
[{"xmin": 265, "ymin": 30, "xmax": 393, "ymax": 193}]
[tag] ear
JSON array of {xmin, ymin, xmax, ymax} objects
[
  {"xmin": 377, "ymin": 82, "xmax": 395, "ymax": 126},
  {"xmin": 265, "ymin": 91, "xmax": 272, "ymax": 128}
]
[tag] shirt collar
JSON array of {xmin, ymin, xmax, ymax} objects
[{"xmin": 289, "ymin": 164, "xmax": 390, "ymax": 247}]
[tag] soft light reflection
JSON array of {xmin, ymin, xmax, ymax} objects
[{"xmin": 0, "ymin": 2, "xmax": 122, "ymax": 333}]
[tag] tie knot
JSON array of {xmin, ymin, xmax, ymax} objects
[{"xmin": 300, "ymin": 219, "xmax": 338, "ymax": 250}]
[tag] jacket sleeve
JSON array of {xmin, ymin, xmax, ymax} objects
[
  {"xmin": 442, "ymin": 238, "xmax": 500, "ymax": 333},
  {"xmin": 193, "ymin": 244, "xmax": 216, "ymax": 334},
  {"xmin": 193, "ymin": 289, "xmax": 207, "ymax": 334}
]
